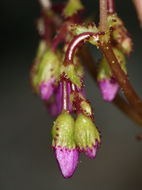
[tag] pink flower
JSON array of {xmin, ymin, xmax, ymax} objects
[
  {"xmin": 55, "ymin": 147, "xmax": 79, "ymax": 178},
  {"xmin": 40, "ymin": 78, "xmax": 55, "ymax": 101},
  {"xmin": 99, "ymin": 78, "xmax": 119, "ymax": 102}
]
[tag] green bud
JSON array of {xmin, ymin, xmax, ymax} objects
[
  {"xmin": 37, "ymin": 49, "xmax": 60, "ymax": 85},
  {"xmin": 108, "ymin": 14, "xmax": 132, "ymax": 55},
  {"xmin": 30, "ymin": 40, "xmax": 48, "ymax": 94},
  {"xmin": 73, "ymin": 24, "xmax": 98, "ymax": 36},
  {"xmin": 63, "ymin": 0, "xmax": 84, "ymax": 18},
  {"xmin": 74, "ymin": 114, "xmax": 100, "ymax": 150},
  {"xmin": 52, "ymin": 112, "xmax": 76, "ymax": 149}
]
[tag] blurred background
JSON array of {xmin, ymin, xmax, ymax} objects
[{"xmin": 1, "ymin": 0, "xmax": 142, "ymax": 189}]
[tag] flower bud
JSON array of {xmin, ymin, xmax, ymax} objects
[
  {"xmin": 52, "ymin": 112, "xmax": 79, "ymax": 178},
  {"xmin": 108, "ymin": 14, "xmax": 133, "ymax": 55},
  {"xmin": 74, "ymin": 114, "xmax": 100, "ymax": 159},
  {"xmin": 98, "ymin": 78, "xmax": 119, "ymax": 102},
  {"xmin": 30, "ymin": 40, "xmax": 47, "ymax": 94},
  {"xmin": 70, "ymin": 92, "xmax": 93, "ymax": 119},
  {"xmin": 97, "ymin": 47, "xmax": 126, "ymax": 101},
  {"xmin": 37, "ymin": 50, "xmax": 60, "ymax": 101}
]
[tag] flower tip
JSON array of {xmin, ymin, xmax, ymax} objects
[
  {"xmin": 55, "ymin": 147, "xmax": 79, "ymax": 178},
  {"xmin": 40, "ymin": 80, "xmax": 55, "ymax": 101},
  {"xmin": 99, "ymin": 79, "xmax": 119, "ymax": 102},
  {"xmin": 84, "ymin": 142, "xmax": 98, "ymax": 160}
]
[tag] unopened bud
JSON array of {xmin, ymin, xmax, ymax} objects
[{"xmin": 74, "ymin": 114, "xmax": 100, "ymax": 159}]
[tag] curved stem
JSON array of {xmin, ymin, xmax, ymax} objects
[
  {"xmin": 100, "ymin": 43, "xmax": 142, "ymax": 117},
  {"xmin": 99, "ymin": 0, "xmax": 108, "ymax": 32},
  {"xmin": 64, "ymin": 32, "xmax": 97, "ymax": 65},
  {"xmin": 107, "ymin": 0, "xmax": 115, "ymax": 14}
]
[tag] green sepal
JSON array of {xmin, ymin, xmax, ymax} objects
[
  {"xmin": 74, "ymin": 114, "xmax": 100, "ymax": 150},
  {"xmin": 97, "ymin": 47, "xmax": 127, "ymax": 81},
  {"xmin": 74, "ymin": 56, "xmax": 84, "ymax": 78},
  {"xmin": 107, "ymin": 13, "xmax": 122, "ymax": 28},
  {"xmin": 30, "ymin": 40, "xmax": 48, "ymax": 94},
  {"xmin": 63, "ymin": 0, "xmax": 84, "ymax": 18},
  {"xmin": 37, "ymin": 50, "xmax": 61, "ymax": 85},
  {"xmin": 70, "ymin": 92, "xmax": 93, "ymax": 118},
  {"xmin": 97, "ymin": 57, "xmax": 112, "ymax": 80},
  {"xmin": 61, "ymin": 64, "xmax": 82, "ymax": 88},
  {"xmin": 73, "ymin": 24, "xmax": 98, "ymax": 36},
  {"xmin": 52, "ymin": 112, "xmax": 76, "ymax": 149}
]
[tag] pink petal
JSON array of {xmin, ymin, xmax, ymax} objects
[
  {"xmin": 84, "ymin": 142, "xmax": 98, "ymax": 160},
  {"xmin": 99, "ymin": 78, "xmax": 119, "ymax": 102},
  {"xmin": 40, "ymin": 79, "xmax": 55, "ymax": 101},
  {"xmin": 55, "ymin": 147, "xmax": 79, "ymax": 178}
]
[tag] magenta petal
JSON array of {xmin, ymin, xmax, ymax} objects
[
  {"xmin": 99, "ymin": 79, "xmax": 119, "ymax": 102},
  {"xmin": 46, "ymin": 101, "xmax": 59, "ymax": 117},
  {"xmin": 84, "ymin": 142, "xmax": 98, "ymax": 160},
  {"xmin": 40, "ymin": 79, "xmax": 55, "ymax": 101},
  {"xmin": 55, "ymin": 147, "xmax": 79, "ymax": 178}
]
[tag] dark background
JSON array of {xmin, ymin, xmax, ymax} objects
[{"xmin": 1, "ymin": 0, "xmax": 142, "ymax": 190}]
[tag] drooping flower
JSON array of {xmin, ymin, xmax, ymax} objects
[
  {"xmin": 30, "ymin": 40, "xmax": 47, "ymax": 94},
  {"xmin": 98, "ymin": 78, "xmax": 119, "ymax": 102},
  {"xmin": 52, "ymin": 112, "xmax": 79, "ymax": 178},
  {"xmin": 37, "ymin": 49, "xmax": 60, "ymax": 101},
  {"xmin": 74, "ymin": 114, "xmax": 101, "ymax": 159},
  {"xmin": 97, "ymin": 47, "xmax": 127, "ymax": 101}
]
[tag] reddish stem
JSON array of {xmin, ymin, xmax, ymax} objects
[
  {"xmin": 107, "ymin": 0, "xmax": 115, "ymax": 13},
  {"xmin": 99, "ymin": 0, "xmax": 108, "ymax": 32},
  {"xmin": 100, "ymin": 43, "xmax": 142, "ymax": 117},
  {"xmin": 64, "ymin": 32, "xmax": 99, "ymax": 65},
  {"xmin": 62, "ymin": 79, "xmax": 69, "ymax": 112}
]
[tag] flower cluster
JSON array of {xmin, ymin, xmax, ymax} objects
[{"xmin": 30, "ymin": 0, "xmax": 134, "ymax": 178}]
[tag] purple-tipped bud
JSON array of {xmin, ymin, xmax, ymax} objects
[
  {"xmin": 99, "ymin": 78, "xmax": 119, "ymax": 102},
  {"xmin": 74, "ymin": 114, "xmax": 101, "ymax": 159},
  {"xmin": 37, "ymin": 49, "xmax": 60, "ymax": 101},
  {"xmin": 52, "ymin": 112, "xmax": 79, "ymax": 178},
  {"xmin": 40, "ymin": 78, "xmax": 55, "ymax": 101},
  {"xmin": 97, "ymin": 48, "xmax": 126, "ymax": 101},
  {"xmin": 55, "ymin": 147, "xmax": 79, "ymax": 178}
]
